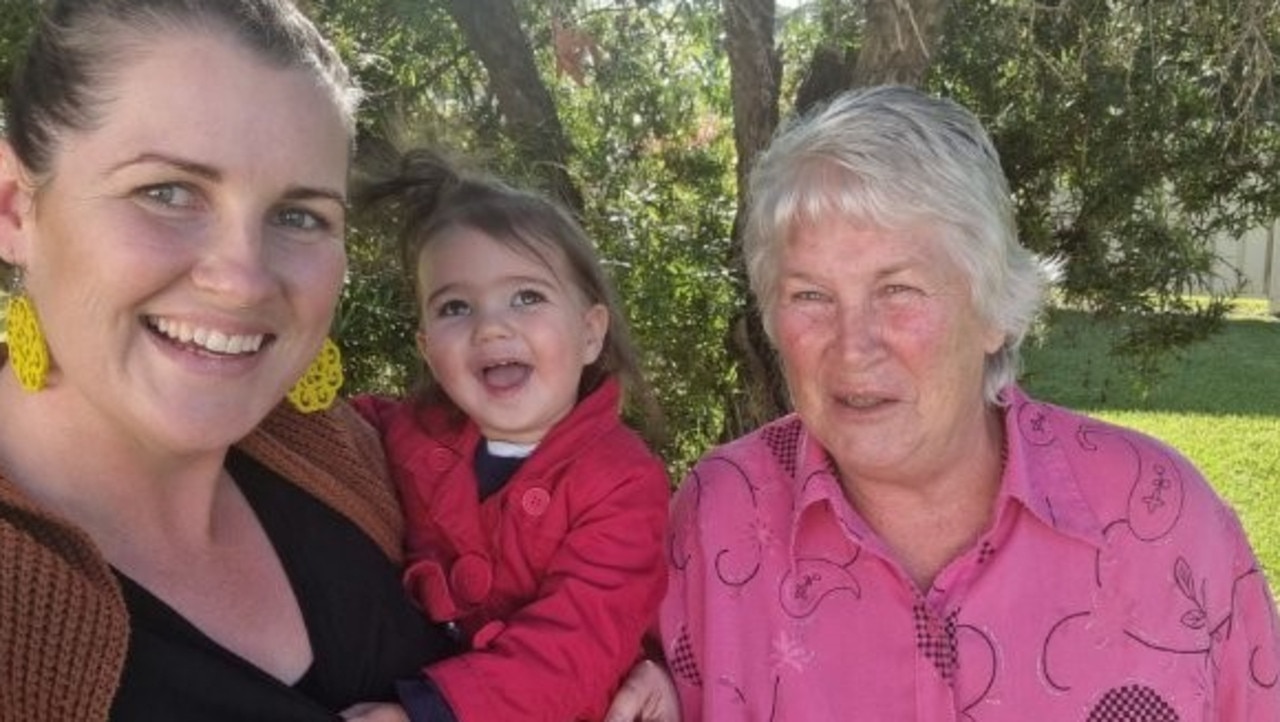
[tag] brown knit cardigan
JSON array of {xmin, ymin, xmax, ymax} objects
[{"xmin": 0, "ymin": 401, "xmax": 404, "ymax": 721}]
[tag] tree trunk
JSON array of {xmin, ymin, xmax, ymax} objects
[
  {"xmin": 852, "ymin": 0, "xmax": 950, "ymax": 87},
  {"xmin": 440, "ymin": 0, "xmax": 584, "ymax": 212},
  {"xmin": 722, "ymin": 0, "xmax": 782, "ymax": 211},
  {"xmin": 720, "ymin": 0, "xmax": 791, "ymax": 437},
  {"xmin": 795, "ymin": 43, "xmax": 855, "ymax": 116}
]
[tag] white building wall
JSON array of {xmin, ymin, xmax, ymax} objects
[{"xmin": 1210, "ymin": 219, "xmax": 1280, "ymax": 312}]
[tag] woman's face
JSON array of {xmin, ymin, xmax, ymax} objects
[
  {"xmin": 0, "ymin": 30, "xmax": 350, "ymax": 455},
  {"xmin": 771, "ymin": 215, "xmax": 1005, "ymax": 486}
]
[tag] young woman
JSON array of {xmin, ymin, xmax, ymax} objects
[{"xmin": 0, "ymin": 2, "xmax": 443, "ymax": 719}]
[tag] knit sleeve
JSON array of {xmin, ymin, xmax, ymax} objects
[{"xmin": 0, "ymin": 482, "xmax": 129, "ymax": 722}]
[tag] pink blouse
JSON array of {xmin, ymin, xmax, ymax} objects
[{"xmin": 661, "ymin": 386, "xmax": 1280, "ymax": 720}]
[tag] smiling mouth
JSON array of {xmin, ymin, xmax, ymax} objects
[
  {"xmin": 482, "ymin": 360, "xmax": 532, "ymax": 390},
  {"xmin": 147, "ymin": 317, "xmax": 269, "ymax": 356},
  {"xmin": 840, "ymin": 394, "xmax": 890, "ymax": 410}
]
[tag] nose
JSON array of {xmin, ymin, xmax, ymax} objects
[
  {"xmin": 471, "ymin": 304, "xmax": 514, "ymax": 344},
  {"xmin": 191, "ymin": 218, "xmax": 275, "ymax": 307},
  {"xmin": 835, "ymin": 299, "xmax": 884, "ymax": 363}
]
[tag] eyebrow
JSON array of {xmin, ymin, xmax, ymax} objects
[
  {"xmin": 873, "ymin": 260, "xmax": 921, "ymax": 280},
  {"xmin": 106, "ymin": 152, "xmax": 347, "ymax": 204},
  {"xmin": 425, "ymin": 274, "xmax": 556, "ymax": 306},
  {"xmin": 778, "ymin": 257, "xmax": 925, "ymax": 289},
  {"xmin": 425, "ymin": 283, "xmax": 460, "ymax": 307}
]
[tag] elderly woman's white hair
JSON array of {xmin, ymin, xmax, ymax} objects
[{"xmin": 743, "ymin": 85, "xmax": 1060, "ymax": 404}]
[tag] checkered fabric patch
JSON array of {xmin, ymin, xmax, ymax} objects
[
  {"xmin": 1086, "ymin": 684, "xmax": 1180, "ymax": 721},
  {"xmin": 914, "ymin": 602, "xmax": 959, "ymax": 683},
  {"xmin": 761, "ymin": 420, "xmax": 803, "ymax": 480},
  {"xmin": 670, "ymin": 625, "xmax": 703, "ymax": 687}
]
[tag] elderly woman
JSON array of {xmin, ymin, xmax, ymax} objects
[
  {"xmin": 660, "ymin": 86, "xmax": 1280, "ymax": 719},
  {"xmin": 0, "ymin": 2, "xmax": 664, "ymax": 721}
]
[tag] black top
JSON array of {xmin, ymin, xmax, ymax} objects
[
  {"xmin": 473, "ymin": 442, "xmax": 526, "ymax": 500},
  {"xmin": 109, "ymin": 449, "xmax": 456, "ymax": 721}
]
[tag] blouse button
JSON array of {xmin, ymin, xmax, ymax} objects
[{"xmin": 521, "ymin": 487, "xmax": 551, "ymax": 517}]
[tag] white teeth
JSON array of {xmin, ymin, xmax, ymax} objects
[
  {"xmin": 151, "ymin": 317, "xmax": 265, "ymax": 355},
  {"xmin": 206, "ymin": 331, "xmax": 230, "ymax": 353},
  {"xmin": 156, "ymin": 318, "xmax": 194, "ymax": 343},
  {"xmin": 843, "ymin": 395, "xmax": 882, "ymax": 409}
]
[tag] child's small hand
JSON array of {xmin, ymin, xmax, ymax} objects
[
  {"xmin": 603, "ymin": 659, "xmax": 681, "ymax": 722},
  {"xmin": 340, "ymin": 702, "xmax": 409, "ymax": 722}
]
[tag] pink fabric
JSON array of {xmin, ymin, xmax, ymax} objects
[
  {"xmin": 354, "ymin": 379, "xmax": 670, "ymax": 722},
  {"xmin": 661, "ymin": 385, "xmax": 1280, "ymax": 720}
]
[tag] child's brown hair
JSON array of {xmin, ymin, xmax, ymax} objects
[{"xmin": 355, "ymin": 147, "xmax": 662, "ymax": 439}]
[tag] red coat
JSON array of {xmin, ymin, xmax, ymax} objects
[{"xmin": 353, "ymin": 378, "xmax": 670, "ymax": 722}]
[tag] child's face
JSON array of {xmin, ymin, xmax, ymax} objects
[{"xmin": 415, "ymin": 227, "xmax": 609, "ymax": 444}]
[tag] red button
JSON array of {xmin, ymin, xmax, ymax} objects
[
  {"xmin": 521, "ymin": 487, "xmax": 551, "ymax": 516},
  {"xmin": 449, "ymin": 552, "xmax": 493, "ymax": 604}
]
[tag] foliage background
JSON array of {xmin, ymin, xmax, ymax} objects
[
  {"xmin": 1, "ymin": 0, "xmax": 1277, "ymax": 479},
  {"xmin": 315, "ymin": 0, "xmax": 1279, "ymax": 477}
]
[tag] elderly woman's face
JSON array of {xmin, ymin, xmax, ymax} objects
[
  {"xmin": 772, "ymin": 216, "xmax": 1004, "ymax": 485},
  {"xmin": 0, "ymin": 30, "xmax": 350, "ymax": 454}
]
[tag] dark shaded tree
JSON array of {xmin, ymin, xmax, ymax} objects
[{"xmin": 438, "ymin": 0, "xmax": 584, "ymax": 211}]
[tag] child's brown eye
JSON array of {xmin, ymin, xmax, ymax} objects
[
  {"xmin": 513, "ymin": 289, "xmax": 547, "ymax": 307},
  {"xmin": 438, "ymin": 299, "xmax": 470, "ymax": 317}
]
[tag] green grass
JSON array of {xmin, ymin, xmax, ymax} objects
[{"xmin": 1021, "ymin": 298, "xmax": 1280, "ymax": 593}]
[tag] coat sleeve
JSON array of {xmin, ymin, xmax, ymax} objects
[{"xmin": 424, "ymin": 444, "xmax": 671, "ymax": 722}]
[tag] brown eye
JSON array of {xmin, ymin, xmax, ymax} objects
[
  {"xmin": 512, "ymin": 289, "xmax": 547, "ymax": 307},
  {"xmin": 437, "ymin": 299, "xmax": 470, "ymax": 317}
]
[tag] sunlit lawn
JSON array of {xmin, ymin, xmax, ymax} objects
[{"xmin": 1021, "ymin": 298, "xmax": 1280, "ymax": 596}]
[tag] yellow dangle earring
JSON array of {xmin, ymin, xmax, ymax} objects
[
  {"xmin": 6, "ymin": 278, "xmax": 50, "ymax": 392},
  {"xmin": 287, "ymin": 337, "xmax": 343, "ymax": 413}
]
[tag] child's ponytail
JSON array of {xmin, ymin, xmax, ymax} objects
[{"xmin": 354, "ymin": 146, "xmax": 464, "ymax": 273}]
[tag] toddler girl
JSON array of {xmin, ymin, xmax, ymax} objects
[{"xmin": 352, "ymin": 149, "xmax": 670, "ymax": 722}]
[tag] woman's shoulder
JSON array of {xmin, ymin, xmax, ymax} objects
[
  {"xmin": 236, "ymin": 401, "xmax": 403, "ymax": 562},
  {"xmin": 1007, "ymin": 389, "xmax": 1236, "ymax": 541},
  {"xmin": 0, "ymin": 474, "xmax": 128, "ymax": 721},
  {"xmin": 692, "ymin": 413, "xmax": 806, "ymax": 474},
  {"xmin": 673, "ymin": 413, "xmax": 806, "ymax": 506},
  {"xmin": 1008, "ymin": 391, "xmax": 1206, "ymax": 485}
]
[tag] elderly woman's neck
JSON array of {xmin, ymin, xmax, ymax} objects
[{"xmin": 840, "ymin": 406, "xmax": 1006, "ymax": 592}]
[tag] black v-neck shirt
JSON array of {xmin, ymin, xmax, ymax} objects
[{"xmin": 109, "ymin": 449, "xmax": 455, "ymax": 721}]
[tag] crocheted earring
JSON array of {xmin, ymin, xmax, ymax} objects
[
  {"xmin": 6, "ymin": 285, "xmax": 50, "ymax": 392},
  {"xmin": 286, "ymin": 337, "xmax": 343, "ymax": 413}
]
